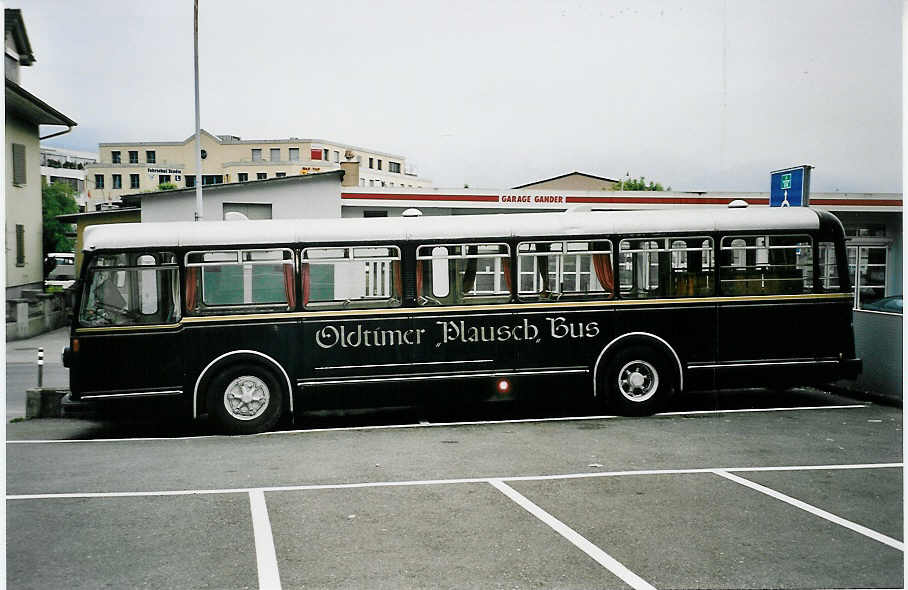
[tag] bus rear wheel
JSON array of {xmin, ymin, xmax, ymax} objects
[
  {"xmin": 602, "ymin": 345, "xmax": 674, "ymax": 416},
  {"xmin": 207, "ymin": 363, "xmax": 284, "ymax": 435}
]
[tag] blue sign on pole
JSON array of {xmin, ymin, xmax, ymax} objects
[{"xmin": 770, "ymin": 165, "xmax": 812, "ymax": 207}]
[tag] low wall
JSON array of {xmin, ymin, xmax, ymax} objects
[
  {"xmin": 5, "ymin": 290, "xmax": 71, "ymax": 341},
  {"xmin": 843, "ymin": 309, "xmax": 902, "ymax": 400}
]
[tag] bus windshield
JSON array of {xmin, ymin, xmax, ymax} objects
[{"xmin": 79, "ymin": 252, "xmax": 180, "ymax": 327}]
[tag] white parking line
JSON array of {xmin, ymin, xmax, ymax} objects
[
  {"xmin": 6, "ymin": 462, "xmax": 901, "ymax": 500},
  {"xmin": 249, "ymin": 490, "xmax": 282, "ymax": 590},
  {"xmin": 5, "ymin": 403, "xmax": 870, "ymax": 444},
  {"xmin": 490, "ymin": 479, "xmax": 657, "ymax": 590},
  {"xmin": 713, "ymin": 470, "xmax": 904, "ymax": 551}
]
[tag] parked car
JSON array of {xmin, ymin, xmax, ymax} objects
[
  {"xmin": 861, "ymin": 295, "xmax": 902, "ymax": 314},
  {"xmin": 44, "ymin": 252, "xmax": 76, "ymax": 291}
]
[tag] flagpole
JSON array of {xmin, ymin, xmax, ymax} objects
[{"xmin": 193, "ymin": 0, "xmax": 203, "ymax": 221}]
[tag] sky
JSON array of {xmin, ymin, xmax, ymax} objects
[{"xmin": 15, "ymin": 0, "xmax": 903, "ymax": 193}]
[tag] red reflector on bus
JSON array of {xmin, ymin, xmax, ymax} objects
[
  {"xmin": 497, "ymin": 379, "xmax": 510, "ymax": 394},
  {"xmin": 72, "ymin": 339, "xmax": 79, "ymax": 353}
]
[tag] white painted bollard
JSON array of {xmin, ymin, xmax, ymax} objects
[{"xmin": 37, "ymin": 347, "xmax": 44, "ymax": 388}]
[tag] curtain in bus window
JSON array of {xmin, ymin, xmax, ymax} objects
[
  {"xmin": 185, "ymin": 267, "xmax": 199, "ymax": 311},
  {"xmin": 592, "ymin": 254, "xmax": 613, "ymax": 292},
  {"xmin": 283, "ymin": 263, "xmax": 296, "ymax": 309},
  {"xmin": 502, "ymin": 258, "xmax": 512, "ymax": 292},
  {"xmin": 536, "ymin": 243, "xmax": 550, "ymax": 291},
  {"xmin": 392, "ymin": 260, "xmax": 402, "ymax": 298},
  {"xmin": 415, "ymin": 261, "xmax": 423, "ymax": 296},
  {"xmin": 462, "ymin": 246, "xmax": 478, "ymax": 293},
  {"xmin": 301, "ymin": 263, "xmax": 310, "ymax": 305}
]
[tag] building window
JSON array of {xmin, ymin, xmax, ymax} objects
[
  {"xmin": 389, "ymin": 162, "xmax": 401, "ymax": 173},
  {"xmin": 129, "ymin": 151, "xmax": 138, "ymax": 164},
  {"xmin": 12, "ymin": 143, "xmax": 26, "ymax": 185},
  {"xmin": 377, "ymin": 159, "xmax": 382, "ymax": 171},
  {"xmin": 323, "ymin": 149, "xmax": 328, "ymax": 160},
  {"xmin": 159, "ymin": 175, "xmax": 171, "ymax": 184},
  {"xmin": 130, "ymin": 174, "xmax": 140, "ymax": 189},
  {"xmin": 15, "ymin": 225, "xmax": 24, "ymax": 266},
  {"xmin": 223, "ymin": 203, "xmax": 273, "ymax": 220},
  {"xmin": 238, "ymin": 173, "xmax": 249, "ymax": 182},
  {"xmin": 111, "ymin": 150, "xmax": 121, "ymax": 164},
  {"xmin": 257, "ymin": 172, "xmax": 267, "ymax": 180},
  {"xmin": 275, "ymin": 172, "xmax": 286, "ymax": 178},
  {"xmin": 333, "ymin": 150, "xmax": 340, "ymax": 163},
  {"xmin": 311, "ymin": 148, "xmax": 322, "ymax": 160},
  {"xmin": 112, "ymin": 174, "xmax": 122, "ymax": 189},
  {"xmin": 202, "ymin": 175, "xmax": 224, "ymax": 185},
  {"xmin": 848, "ymin": 244, "xmax": 889, "ymax": 308},
  {"xmin": 288, "ymin": 148, "xmax": 299, "ymax": 161},
  {"xmin": 252, "ymin": 148, "xmax": 262, "ymax": 161},
  {"xmin": 270, "ymin": 148, "xmax": 280, "ymax": 162},
  {"xmin": 368, "ymin": 157, "xmax": 374, "ymax": 169},
  {"xmin": 186, "ymin": 176, "xmax": 196, "ymax": 188},
  {"xmin": 146, "ymin": 150, "xmax": 156, "ymax": 164},
  {"xmin": 95, "ymin": 174, "xmax": 104, "ymax": 189}
]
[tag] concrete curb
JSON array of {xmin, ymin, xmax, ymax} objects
[
  {"xmin": 825, "ymin": 383, "xmax": 902, "ymax": 408},
  {"xmin": 25, "ymin": 388, "xmax": 69, "ymax": 418}
]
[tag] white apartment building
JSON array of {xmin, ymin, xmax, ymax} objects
[
  {"xmin": 83, "ymin": 129, "xmax": 430, "ymax": 208},
  {"xmin": 40, "ymin": 146, "xmax": 97, "ymax": 209}
]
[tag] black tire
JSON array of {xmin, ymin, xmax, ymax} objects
[
  {"xmin": 601, "ymin": 345, "xmax": 675, "ymax": 416},
  {"xmin": 207, "ymin": 362, "xmax": 284, "ymax": 434}
]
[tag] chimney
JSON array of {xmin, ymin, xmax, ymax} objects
[{"xmin": 340, "ymin": 149, "xmax": 360, "ymax": 187}]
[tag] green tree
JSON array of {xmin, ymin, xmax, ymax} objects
[
  {"xmin": 42, "ymin": 181, "xmax": 78, "ymax": 255},
  {"xmin": 613, "ymin": 175, "xmax": 669, "ymax": 191},
  {"xmin": 157, "ymin": 182, "xmax": 178, "ymax": 191}
]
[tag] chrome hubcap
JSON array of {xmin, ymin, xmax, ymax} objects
[
  {"xmin": 617, "ymin": 360, "xmax": 659, "ymax": 402},
  {"xmin": 224, "ymin": 376, "xmax": 269, "ymax": 421}
]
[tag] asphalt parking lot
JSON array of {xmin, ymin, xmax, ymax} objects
[{"xmin": 5, "ymin": 388, "xmax": 903, "ymax": 590}]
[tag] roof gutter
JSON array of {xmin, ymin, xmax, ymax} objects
[{"xmin": 40, "ymin": 125, "xmax": 75, "ymax": 141}]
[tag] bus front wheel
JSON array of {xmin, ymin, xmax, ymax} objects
[
  {"xmin": 602, "ymin": 345, "xmax": 674, "ymax": 416},
  {"xmin": 207, "ymin": 363, "xmax": 284, "ymax": 434}
]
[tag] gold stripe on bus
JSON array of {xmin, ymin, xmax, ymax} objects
[
  {"xmin": 77, "ymin": 292, "xmax": 853, "ymax": 332},
  {"xmin": 76, "ymin": 323, "xmax": 182, "ymax": 334},
  {"xmin": 180, "ymin": 292, "xmax": 852, "ymax": 322}
]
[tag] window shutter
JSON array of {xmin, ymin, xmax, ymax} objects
[
  {"xmin": 15, "ymin": 225, "xmax": 24, "ymax": 265},
  {"xmin": 12, "ymin": 143, "xmax": 26, "ymax": 185}
]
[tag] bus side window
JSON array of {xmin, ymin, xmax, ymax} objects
[
  {"xmin": 185, "ymin": 249, "xmax": 295, "ymax": 315},
  {"xmin": 619, "ymin": 239, "xmax": 664, "ymax": 298},
  {"xmin": 720, "ymin": 234, "xmax": 812, "ymax": 295},
  {"xmin": 517, "ymin": 240, "xmax": 614, "ymax": 300},
  {"xmin": 300, "ymin": 246, "xmax": 401, "ymax": 310},
  {"xmin": 416, "ymin": 243, "xmax": 510, "ymax": 306},
  {"xmin": 666, "ymin": 237, "xmax": 714, "ymax": 297}
]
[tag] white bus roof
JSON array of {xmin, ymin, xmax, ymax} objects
[{"xmin": 82, "ymin": 207, "xmax": 822, "ymax": 252}]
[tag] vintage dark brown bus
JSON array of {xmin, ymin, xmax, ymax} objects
[{"xmin": 63, "ymin": 205, "xmax": 861, "ymax": 434}]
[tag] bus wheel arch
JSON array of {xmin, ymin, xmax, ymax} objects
[
  {"xmin": 193, "ymin": 350, "xmax": 293, "ymax": 430},
  {"xmin": 592, "ymin": 333, "xmax": 683, "ymax": 414}
]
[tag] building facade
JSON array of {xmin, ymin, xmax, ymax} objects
[
  {"xmin": 5, "ymin": 8, "xmax": 77, "ymax": 297},
  {"xmin": 83, "ymin": 129, "xmax": 430, "ymax": 209},
  {"xmin": 40, "ymin": 146, "xmax": 97, "ymax": 209},
  {"xmin": 338, "ymin": 186, "xmax": 903, "ymax": 309}
]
